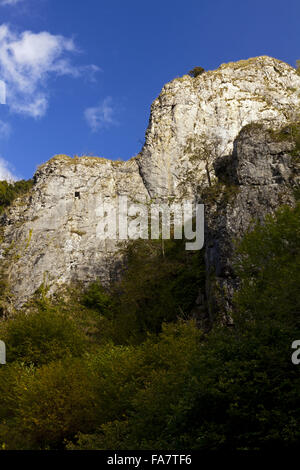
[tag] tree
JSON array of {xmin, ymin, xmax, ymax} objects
[
  {"xmin": 0, "ymin": 304, "xmax": 88, "ymax": 366},
  {"xmin": 83, "ymin": 238, "xmax": 205, "ymax": 344},
  {"xmin": 188, "ymin": 66, "xmax": 205, "ymax": 78}
]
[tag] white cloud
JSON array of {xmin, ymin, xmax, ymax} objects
[
  {"xmin": 0, "ymin": 157, "xmax": 17, "ymax": 181},
  {"xmin": 0, "ymin": 119, "xmax": 11, "ymax": 137},
  {"xmin": 84, "ymin": 97, "xmax": 118, "ymax": 132},
  {"xmin": 0, "ymin": 0, "xmax": 24, "ymax": 6},
  {"xmin": 0, "ymin": 24, "xmax": 99, "ymax": 117}
]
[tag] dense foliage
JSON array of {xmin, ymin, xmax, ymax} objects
[
  {"xmin": 82, "ymin": 238, "xmax": 205, "ymax": 344},
  {"xmin": 0, "ymin": 203, "xmax": 299, "ymax": 450}
]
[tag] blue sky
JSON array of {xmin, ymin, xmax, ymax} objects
[{"xmin": 0, "ymin": 0, "xmax": 299, "ymax": 180}]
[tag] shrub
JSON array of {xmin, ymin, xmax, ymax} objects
[
  {"xmin": 0, "ymin": 179, "xmax": 33, "ymax": 214},
  {"xmin": 0, "ymin": 358, "xmax": 97, "ymax": 449},
  {"xmin": 0, "ymin": 305, "xmax": 88, "ymax": 366},
  {"xmin": 188, "ymin": 66, "xmax": 205, "ymax": 77},
  {"xmin": 81, "ymin": 281, "xmax": 112, "ymax": 315},
  {"xmin": 68, "ymin": 321, "xmax": 202, "ymax": 450},
  {"xmin": 82, "ymin": 238, "xmax": 205, "ymax": 344}
]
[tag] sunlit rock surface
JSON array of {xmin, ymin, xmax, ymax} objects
[{"xmin": 1, "ymin": 56, "xmax": 299, "ymax": 309}]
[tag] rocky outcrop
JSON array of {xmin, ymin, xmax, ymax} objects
[
  {"xmin": 202, "ymin": 123, "xmax": 299, "ymax": 322},
  {"xmin": 0, "ymin": 56, "xmax": 299, "ymax": 310},
  {"xmin": 0, "ymin": 156, "xmax": 148, "ymax": 307},
  {"xmin": 139, "ymin": 56, "xmax": 300, "ymax": 198}
]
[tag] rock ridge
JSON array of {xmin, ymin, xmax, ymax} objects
[{"xmin": 1, "ymin": 56, "xmax": 300, "ymax": 310}]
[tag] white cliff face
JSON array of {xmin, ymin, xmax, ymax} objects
[
  {"xmin": 139, "ymin": 56, "xmax": 300, "ymax": 198},
  {"xmin": 1, "ymin": 156, "xmax": 148, "ymax": 307},
  {"xmin": 1, "ymin": 56, "xmax": 300, "ymax": 308}
]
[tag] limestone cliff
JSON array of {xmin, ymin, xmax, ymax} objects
[
  {"xmin": 139, "ymin": 56, "xmax": 300, "ymax": 198},
  {"xmin": 203, "ymin": 122, "xmax": 299, "ymax": 323},
  {"xmin": 0, "ymin": 156, "xmax": 148, "ymax": 307},
  {"xmin": 0, "ymin": 56, "xmax": 299, "ymax": 310}
]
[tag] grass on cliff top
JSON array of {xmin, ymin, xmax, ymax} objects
[
  {"xmin": 172, "ymin": 56, "xmax": 293, "ymax": 85},
  {"xmin": 37, "ymin": 154, "xmax": 129, "ymax": 172},
  {"xmin": 217, "ymin": 55, "xmax": 293, "ymax": 72},
  {"xmin": 37, "ymin": 154, "xmax": 110, "ymax": 170}
]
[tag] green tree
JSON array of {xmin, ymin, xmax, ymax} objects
[
  {"xmin": 83, "ymin": 238, "xmax": 205, "ymax": 344},
  {"xmin": 0, "ymin": 301, "xmax": 90, "ymax": 366},
  {"xmin": 0, "ymin": 359, "xmax": 97, "ymax": 449}
]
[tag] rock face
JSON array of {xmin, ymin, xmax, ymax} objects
[
  {"xmin": 1, "ymin": 56, "xmax": 300, "ymax": 310},
  {"xmin": 0, "ymin": 156, "xmax": 148, "ymax": 307},
  {"xmin": 203, "ymin": 123, "xmax": 299, "ymax": 322},
  {"xmin": 139, "ymin": 56, "xmax": 300, "ymax": 198}
]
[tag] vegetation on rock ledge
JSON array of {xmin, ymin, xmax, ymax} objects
[{"xmin": 0, "ymin": 180, "xmax": 33, "ymax": 214}]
